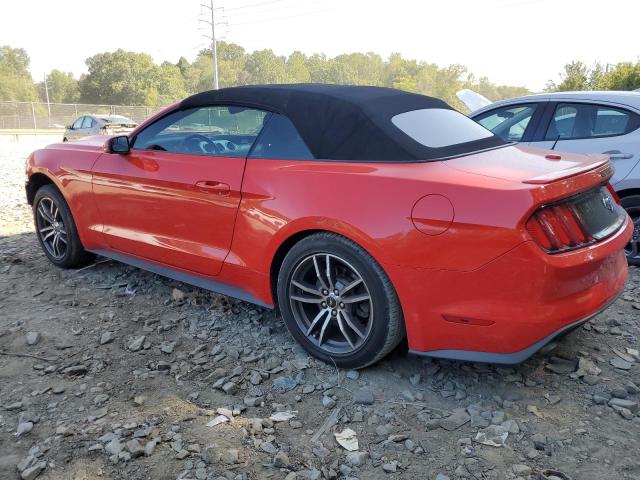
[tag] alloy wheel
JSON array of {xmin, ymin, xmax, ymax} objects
[
  {"xmin": 624, "ymin": 205, "xmax": 640, "ymax": 262},
  {"xmin": 36, "ymin": 197, "xmax": 68, "ymax": 260},
  {"xmin": 288, "ymin": 253, "xmax": 373, "ymax": 355}
]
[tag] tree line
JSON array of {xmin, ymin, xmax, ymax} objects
[
  {"xmin": 1, "ymin": 43, "xmax": 529, "ymax": 112},
  {"xmin": 546, "ymin": 60, "xmax": 640, "ymax": 92},
  {"xmin": 3, "ymin": 43, "xmax": 640, "ymax": 112}
]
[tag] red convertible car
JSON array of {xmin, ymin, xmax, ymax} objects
[{"xmin": 26, "ymin": 84, "xmax": 632, "ymax": 368}]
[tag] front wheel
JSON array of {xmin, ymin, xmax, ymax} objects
[
  {"xmin": 277, "ymin": 233, "xmax": 404, "ymax": 369},
  {"xmin": 33, "ymin": 185, "xmax": 95, "ymax": 268},
  {"xmin": 622, "ymin": 194, "xmax": 640, "ymax": 266}
]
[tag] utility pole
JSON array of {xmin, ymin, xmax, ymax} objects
[
  {"xmin": 43, "ymin": 74, "xmax": 51, "ymax": 125},
  {"xmin": 200, "ymin": 0, "xmax": 225, "ymax": 90}
]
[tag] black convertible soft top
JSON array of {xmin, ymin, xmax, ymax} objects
[{"xmin": 180, "ymin": 84, "xmax": 505, "ymax": 161}]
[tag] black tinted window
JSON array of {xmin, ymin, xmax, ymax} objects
[
  {"xmin": 545, "ymin": 103, "xmax": 638, "ymax": 140},
  {"xmin": 249, "ymin": 114, "xmax": 314, "ymax": 160}
]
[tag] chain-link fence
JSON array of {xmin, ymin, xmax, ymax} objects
[{"xmin": 0, "ymin": 101, "xmax": 163, "ymax": 130}]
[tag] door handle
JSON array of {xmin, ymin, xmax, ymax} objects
[
  {"xmin": 195, "ymin": 180, "xmax": 230, "ymax": 195},
  {"xmin": 608, "ymin": 153, "xmax": 633, "ymax": 160}
]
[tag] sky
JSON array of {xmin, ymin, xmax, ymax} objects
[{"xmin": 2, "ymin": 0, "xmax": 639, "ymax": 91}]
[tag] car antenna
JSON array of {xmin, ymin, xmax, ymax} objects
[{"xmin": 551, "ymin": 134, "xmax": 561, "ymax": 150}]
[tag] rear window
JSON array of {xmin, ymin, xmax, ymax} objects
[{"xmin": 392, "ymin": 108, "xmax": 494, "ymax": 148}]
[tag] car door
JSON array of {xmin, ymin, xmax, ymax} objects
[
  {"xmin": 91, "ymin": 105, "xmax": 269, "ymax": 276},
  {"xmin": 67, "ymin": 116, "xmax": 85, "ymax": 140},
  {"xmin": 529, "ymin": 102, "xmax": 640, "ymax": 185},
  {"xmin": 472, "ymin": 102, "xmax": 545, "ymax": 143},
  {"xmin": 79, "ymin": 115, "xmax": 95, "ymax": 138}
]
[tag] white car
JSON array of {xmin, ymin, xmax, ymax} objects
[{"xmin": 459, "ymin": 89, "xmax": 640, "ymax": 264}]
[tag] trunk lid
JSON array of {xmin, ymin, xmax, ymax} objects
[
  {"xmin": 456, "ymin": 89, "xmax": 493, "ymax": 113},
  {"xmin": 444, "ymin": 145, "xmax": 609, "ymax": 185}
]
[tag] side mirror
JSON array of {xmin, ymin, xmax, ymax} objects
[{"xmin": 108, "ymin": 135, "xmax": 130, "ymax": 154}]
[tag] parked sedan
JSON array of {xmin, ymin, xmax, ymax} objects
[
  {"xmin": 459, "ymin": 90, "xmax": 640, "ymax": 264},
  {"xmin": 63, "ymin": 114, "xmax": 137, "ymax": 142},
  {"xmin": 26, "ymin": 84, "xmax": 631, "ymax": 368}
]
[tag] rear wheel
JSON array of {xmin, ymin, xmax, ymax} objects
[
  {"xmin": 33, "ymin": 185, "xmax": 95, "ymax": 268},
  {"xmin": 277, "ymin": 232, "xmax": 404, "ymax": 369},
  {"xmin": 622, "ymin": 194, "xmax": 640, "ymax": 266}
]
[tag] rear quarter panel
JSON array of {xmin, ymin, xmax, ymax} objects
[{"xmin": 229, "ymin": 158, "xmax": 538, "ymax": 283}]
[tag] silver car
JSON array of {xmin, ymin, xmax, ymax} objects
[
  {"xmin": 459, "ymin": 90, "xmax": 640, "ymax": 264},
  {"xmin": 63, "ymin": 115, "xmax": 137, "ymax": 142}
]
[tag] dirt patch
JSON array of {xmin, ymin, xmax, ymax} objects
[{"xmin": 1, "ymin": 147, "xmax": 639, "ymax": 480}]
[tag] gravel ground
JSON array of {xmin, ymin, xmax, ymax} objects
[{"xmin": 1, "ymin": 140, "xmax": 639, "ymax": 480}]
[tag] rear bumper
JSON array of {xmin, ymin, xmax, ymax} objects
[
  {"xmin": 386, "ymin": 215, "xmax": 633, "ymax": 364},
  {"xmin": 409, "ymin": 293, "xmax": 619, "ymax": 364}
]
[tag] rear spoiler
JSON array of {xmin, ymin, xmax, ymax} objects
[
  {"xmin": 104, "ymin": 123, "xmax": 137, "ymax": 128},
  {"xmin": 523, "ymin": 157, "xmax": 611, "ymax": 184}
]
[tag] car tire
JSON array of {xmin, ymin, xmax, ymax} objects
[
  {"xmin": 621, "ymin": 194, "xmax": 640, "ymax": 266},
  {"xmin": 33, "ymin": 185, "xmax": 95, "ymax": 268},
  {"xmin": 277, "ymin": 232, "xmax": 405, "ymax": 369}
]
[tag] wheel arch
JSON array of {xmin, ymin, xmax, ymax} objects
[
  {"xmin": 616, "ymin": 187, "xmax": 640, "ymax": 200},
  {"xmin": 26, "ymin": 172, "xmax": 59, "ymax": 205},
  {"xmin": 267, "ymin": 224, "xmax": 389, "ymax": 308}
]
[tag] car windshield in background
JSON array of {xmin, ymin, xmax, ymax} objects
[{"xmin": 475, "ymin": 105, "xmax": 536, "ymax": 142}]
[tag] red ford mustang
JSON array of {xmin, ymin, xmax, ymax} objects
[{"xmin": 25, "ymin": 84, "xmax": 632, "ymax": 368}]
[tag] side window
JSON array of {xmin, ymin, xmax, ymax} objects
[
  {"xmin": 594, "ymin": 108, "xmax": 631, "ymax": 135},
  {"xmin": 72, "ymin": 117, "xmax": 84, "ymax": 129},
  {"xmin": 249, "ymin": 114, "xmax": 314, "ymax": 160},
  {"xmin": 545, "ymin": 103, "xmax": 636, "ymax": 140},
  {"xmin": 475, "ymin": 104, "xmax": 536, "ymax": 142},
  {"xmin": 82, "ymin": 116, "xmax": 94, "ymax": 128},
  {"xmin": 132, "ymin": 106, "xmax": 269, "ymax": 157}
]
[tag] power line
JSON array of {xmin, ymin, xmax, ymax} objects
[
  {"xmin": 224, "ymin": 0, "xmax": 284, "ymax": 12},
  {"xmin": 223, "ymin": 0, "xmax": 325, "ymax": 16},
  {"xmin": 227, "ymin": 8, "xmax": 331, "ymax": 27}
]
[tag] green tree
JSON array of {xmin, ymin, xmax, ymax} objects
[
  {"xmin": 147, "ymin": 42, "xmax": 531, "ymax": 108},
  {"xmin": 598, "ymin": 62, "xmax": 640, "ymax": 90},
  {"xmin": 244, "ymin": 49, "xmax": 288, "ymax": 84},
  {"xmin": 328, "ymin": 52, "xmax": 385, "ymax": 85},
  {"xmin": 286, "ymin": 51, "xmax": 311, "ymax": 83},
  {"xmin": 306, "ymin": 53, "xmax": 334, "ymax": 83},
  {"xmin": 384, "ymin": 53, "xmax": 419, "ymax": 91},
  {"xmin": 78, "ymin": 49, "xmax": 187, "ymax": 106},
  {"xmin": 415, "ymin": 63, "xmax": 470, "ymax": 110},
  {"xmin": 148, "ymin": 62, "xmax": 188, "ymax": 106},
  {"xmin": 42, "ymin": 70, "xmax": 79, "ymax": 103},
  {"xmin": 0, "ymin": 45, "xmax": 38, "ymax": 101},
  {"xmin": 79, "ymin": 49, "xmax": 159, "ymax": 105},
  {"xmin": 546, "ymin": 61, "xmax": 601, "ymax": 91}
]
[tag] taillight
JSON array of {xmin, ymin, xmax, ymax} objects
[
  {"xmin": 526, "ymin": 184, "xmax": 624, "ymax": 254},
  {"xmin": 526, "ymin": 201, "xmax": 592, "ymax": 253}
]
